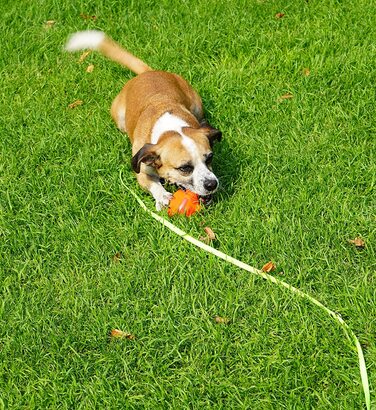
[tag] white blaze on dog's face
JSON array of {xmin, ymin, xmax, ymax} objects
[{"xmin": 132, "ymin": 114, "xmax": 221, "ymax": 197}]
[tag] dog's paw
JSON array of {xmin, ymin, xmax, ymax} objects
[
  {"xmin": 150, "ymin": 184, "xmax": 173, "ymax": 211},
  {"xmin": 155, "ymin": 191, "xmax": 173, "ymax": 211}
]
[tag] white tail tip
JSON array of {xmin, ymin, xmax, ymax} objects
[{"xmin": 65, "ymin": 30, "xmax": 105, "ymax": 52}]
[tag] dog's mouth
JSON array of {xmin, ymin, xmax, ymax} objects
[
  {"xmin": 199, "ymin": 194, "xmax": 213, "ymax": 205},
  {"xmin": 178, "ymin": 185, "xmax": 213, "ymax": 205},
  {"xmin": 160, "ymin": 179, "xmax": 214, "ymax": 206}
]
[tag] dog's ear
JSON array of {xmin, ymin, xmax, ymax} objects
[
  {"xmin": 206, "ymin": 127, "xmax": 222, "ymax": 146},
  {"xmin": 131, "ymin": 144, "xmax": 160, "ymax": 173},
  {"xmin": 200, "ymin": 120, "xmax": 222, "ymax": 147}
]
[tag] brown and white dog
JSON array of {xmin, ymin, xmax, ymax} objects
[{"xmin": 65, "ymin": 31, "xmax": 221, "ymax": 210}]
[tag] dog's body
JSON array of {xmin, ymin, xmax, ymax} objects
[{"xmin": 66, "ymin": 31, "xmax": 221, "ymax": 210}]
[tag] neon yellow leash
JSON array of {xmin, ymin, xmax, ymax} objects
[{"xmin": 120, "ymin": 174, "xmax": 371, "ymax": 410}]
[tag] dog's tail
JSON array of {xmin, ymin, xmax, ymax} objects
[{"xmin": 65, "ymin": 30, "xmax": 152, "ymax": 75}]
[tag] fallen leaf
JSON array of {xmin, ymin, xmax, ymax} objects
[
  {"xmin": 261, "ymin": 261, "xmax": 276, "ymax": 273},
  {"xmin": 110, "ymin": 329, "xmax": 135, "ymax": 340},
  {"xmin": 280, "ymin": 93, "xmax": 293, "ymax": 100},
  {"xmin": 68, "ymin": 100, "xmax": 83, "ymax": 109},
  {"xmin": 302, "ymin": 67, "xmax": 311, "ymax": 77},
  {"xmin": 199, "ymin": 235, "xmax": 210, "ymax": 243},
  {"xmin": 348, "ymin": 237, "xmax": 365, "ymax": 249},
  {"xmin": 277, "ymin": 93, "xmax": 294, "ymax": 103},
  {"xmin": 214, "ymin": 316, "xmax": 230, "ymax": 324},
  {"xmin": 44, "ymin": 20, "xmax": 56, "ymax": 29},
  {"xmin": 275, "ymin": 12, "xmax": 285, "ymax": 19},
  {"xmin": 78, "ymin": 50, "xmax": 91, "ymax": 63},
  {"xmin": 113, "ymin": 252, "xmax": 122, "ymax": 263},
  {"xmin": 204, "ymin": 227, "xmax": 216, "ymax": 241},
  {"xmin": 80, "ymin": 13, "xmax": 97, "ymax": 20},
  {"xmin": 86, "ymin": 64, "xmax": 95, "ymax": 73}
]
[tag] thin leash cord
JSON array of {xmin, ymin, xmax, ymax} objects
[{"xmin": 120, "ymin": 174, "xmax": 371, "ymax": 410}]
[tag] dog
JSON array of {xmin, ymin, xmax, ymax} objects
[{"xmin": 65, "ymin": 31, "xmax": 222, "ymax": 210}]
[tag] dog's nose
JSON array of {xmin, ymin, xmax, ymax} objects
[{"xmin": 204, "ymin": 179, "xmax": 218, "ymax": 192}]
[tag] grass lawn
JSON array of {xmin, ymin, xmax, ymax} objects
[{"xmin": 1, "ymin": 0, "xmax": 375, "ymax": 408}]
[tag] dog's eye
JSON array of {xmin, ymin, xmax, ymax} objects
[
  {"xmin": 205, "ymin": 153, "xmax": 213, "ymax": 165},
  {"xmin": 178, "ymin": 164, "xmax": 194, "ymax": 174}
]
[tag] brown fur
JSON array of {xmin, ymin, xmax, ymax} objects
[
  {"xmin": 110, "ymin": 70, "xmax": 204, "ymax": 154},
  {"xmin": 66, "ymin": 31, "xmax": 221, "ymax": 209}
]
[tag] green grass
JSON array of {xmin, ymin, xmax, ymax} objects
[{"xmin": 1, "ymin": 0, "xmax": 375, "ymax": 408}]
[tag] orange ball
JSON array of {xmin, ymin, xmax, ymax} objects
[{"xmin": 167, "ymin": 189, "xmax": 201, "ymax": 217}]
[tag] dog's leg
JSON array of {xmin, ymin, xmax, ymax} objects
[
  {"xmin": 136, "ymin": 172, "xmax": 172, "ymax": 211},
  {"xmin": 111, "ymin": 93, "xmax": 127, "ymax": 132}
]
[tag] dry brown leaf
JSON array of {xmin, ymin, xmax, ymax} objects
[
  {"xmin": 78, "ymin": 50, "xmax": 91, "ymax": 63},
  {"xmin": 86, "ymin": 64, "xmax": 95, "ymax": 73},
  {"xmin": 113, "ymin": 252, "xmax": 122, "ymax": 263},
  {"xmin": 348, "ymin": 237, "xmax": 365, "ymax": 249},
  {"xmin": 302, "ymin": 67, "xmax": 311, "ymax": 77},
  {"xmin": 80, "ymin": 13, "xmax": 97, "ymax": 20},
  {"xmin": 204, "ymin": 227, "xmax": 216, "ymax": 241},
  {"xmin": 277, "ymin": 93, "xmax": 294, "ymax": 103},
  {"xmin": 261, "ymin": 261, "xmax": 276, "ymax": 273},
  {"xmin": 214, "ymin": 316, "xmax": 230, "ymax": 324},
  {"xmin": 199, "ymin": 236, "xmax": 210, "ymax": 243},
  {"xmin": 44, "ymin": 20, "xmax": 56, "ymax": 29},
  {"xmin": 275, "ymin": 12, "xmax": 285, "ymax": 19},
  {"xmin": 68, "ymin": 100, "xmax": 83, "ymax": 109},
  {"xmin": 110, "ymin": 329, "xmax": 135, "ymax": 340},
  {"xmin": 280, "ymin": 93, "xmax": 293, "ymax": 100}
]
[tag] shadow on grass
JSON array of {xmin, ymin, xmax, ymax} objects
[{"xmin": 213, "ymin": 136, "xmax": 239, "ymax": 201}]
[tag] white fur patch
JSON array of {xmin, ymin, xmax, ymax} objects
[
  {"xmin": 150, "ymin": 183, "xmax": 173, "ymax": 211},
  {"xmin": 181, "ymin": 129, "xmax": 218, "ymax": 196},
  {"xmin": 65, "ymin": 30, "xmax": 105, "ymax": 52},
  {"xmin": 151, "ymin": 112, "xmax": 189, "ymax": 144},
  {"xmin": 181, "ymin": 134, "xmax": 199, "ymax": 158}
]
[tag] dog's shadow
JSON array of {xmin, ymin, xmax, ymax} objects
[{"xmin": 212, "ymin": 135, "xmax": 241, "ymax": 201}]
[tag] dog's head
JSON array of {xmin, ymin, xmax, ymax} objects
[{"xmin": 132, "ymin": 125, "xmax": 221, "ymax": 197}]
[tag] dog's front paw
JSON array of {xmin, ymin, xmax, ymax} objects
[
  {"xmin": 150, "ymin": 183, "xmax": 173, "ymax": 211},
  {"xmin": 155, "ymin": 191, "xmax": 173, "ymax": 211}
]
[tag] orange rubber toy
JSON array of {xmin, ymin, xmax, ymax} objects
[{"xmin": 168, "ymin": 189, "xmax": 201, "ymax": 217}]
